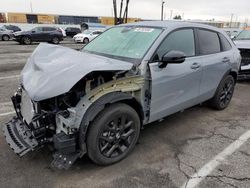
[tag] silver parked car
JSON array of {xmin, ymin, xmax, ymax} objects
[
  {"xmin": 3, "ymin": 21, "xmax": 241, "ymax": 169},
  {"xmin": 233, "ymin": 30, "xmax": 250, "ymax": 79},
  {"xmin": 0, "ymin": 27, "xmax": 14, "ymax": 41}
]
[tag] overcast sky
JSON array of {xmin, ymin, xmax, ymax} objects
[{"xmin": 1, "ymin": 0, "xmax": 250, "ymax": 22}]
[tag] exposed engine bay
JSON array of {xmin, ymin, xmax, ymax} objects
[
  {"xmin": 4, "ymin": 68, "xmax": 145, "ymax": 169},
  {"xmin": 238, "ymin": 48, "xmax": 250, "ymax": 79}
]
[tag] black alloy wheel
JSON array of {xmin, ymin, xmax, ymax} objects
[
  {"xmin": 86, "ymin": 103, "xmax": 140, "ymax": 165},
  {"xmin": 210, "ymin": 75, "xmax": 235, "ymax": 110},
  {"xmin": 99, "ymin": 114, "xmax": 136, "ymax": 158},
  {"xmin": 219, "ymin": 77, "xmax": 234, "ymax": 108}
]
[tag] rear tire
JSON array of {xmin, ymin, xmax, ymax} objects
[
  {"xmin": 51, "ymin": 36, "xmax": 59, "ymax": 44},
  {"xmin": 85, "ymin": 103, "xmax": 140, "ymax": 165},
  {"xmin": 209, "ymin": 75, "xmax": 235, "ymax": 110},
  {"xmin": 22, "ymin": 36, "xmax": 31, "ymax": 45},
  {"xmin": 2, "ymin": 35, "xmax": 10, "ymax": 41}
]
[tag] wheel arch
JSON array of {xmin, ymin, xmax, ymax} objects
[
  {"xmin": 79, "ymin": 92, "xmax": 144, "ymax": 147},
  {"xmin": 229, "ymin": 70, "xmax": 238, "ymax": 84},
  {"xmin": 81, "ymin": 92, "xmax": 144, "ymax": 128},
  {"xmin": 83, "ymin": 37, "xmax": 89, "ymax": 43}
]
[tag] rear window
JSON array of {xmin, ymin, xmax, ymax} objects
[
  {"xmin": 219, "ymin": 33, "xmax": 232, "ymax": 51},
  {"xmin": 198, "ymin": 29, "xmax": 221, "ymax": 55}
]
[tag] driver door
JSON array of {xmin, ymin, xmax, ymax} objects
[
  {"xmin": 149, "ymin": 28, "xmax": 203, "ymax": 122},
  {"xmin": 31, "ymin": 27, "xmax": 44, "ymax": 41},
  {"xmin": 90, "ymin": 31, "xmax": 100, "ymax": 40}
]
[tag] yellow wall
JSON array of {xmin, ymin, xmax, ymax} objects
[
  {"xmin": 37, "ymin": 15, "xmax": 55, "ymax": 24},
  {"xmin": 0, "ymin": 13, "xmax": 6, "ymax": 23},
  {"xmin": 7, "ymin": 13, "xmax": 27, "ymax": 23},
  {"xmin": 100, "ymin": 17, "xmax": 141, "ymax": 25}
]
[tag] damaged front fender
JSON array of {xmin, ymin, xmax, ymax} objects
[{"xmin": 56, "ymin": 75, "xmax": 145, "ymax": 135}]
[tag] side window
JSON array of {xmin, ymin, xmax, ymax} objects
[
  {"xmin": 42, "ymin": 27, "xmax": 48, "ymax": 32},
  {"xmin": 156, "ymin": 29, "xmax": 195, "ymax": 60},
  {"xmin": 198, "ymin": 29, "xmax": 221, "ymax": 55},
  {"xmin": 36, "ymin": 27, "xmax": 43, "ymax": 32},
  {"xmin": 92, "ymin": 31, "xmax": 100, "ymax": 35},
  {"xmin": 47, "ymin": 27, "xmax": 56, "ymax": 31},
  {"xmin": 219, "ymin": 33, "xmax": 232, "ymax": 51}
]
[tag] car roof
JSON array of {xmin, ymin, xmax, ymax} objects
[{"xmin": 124, "ymin": 20, "xmax": 223, "ymax": 32}]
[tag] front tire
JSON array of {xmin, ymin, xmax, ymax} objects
[
  {"xmin": 86, "ymin": 103, "xmax": 140, "ymax": 165},
  {"xmin": 83, "ymin": 38, "xmax": 89, "ymax": 44},
  {"xmin": 209, "ymin": 75, "xmax": 235, "ymax": 110},
  {"xmin": 2, "ymin": 35, "xmax": 10, "ymax": 41}
]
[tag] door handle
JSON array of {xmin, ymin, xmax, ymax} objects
[
  {"xmin": 222, "ymin": 57, "xmax": 230, "ymax": 63},
  {"xmin": 190, "ymin": 63, "xmax": 201, "ymax": 70}
]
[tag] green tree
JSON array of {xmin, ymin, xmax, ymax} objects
[{"xmin": 173, "ymin": 15, "xmax": 182, "ymax": 20}]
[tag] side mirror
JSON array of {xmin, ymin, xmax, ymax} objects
[
  {"xmin": 31, "ymin": 30, "xmax": 36, "ymax": 33},
  {"xmin": 231, "ymin": 36, "xmax": 236, "ymax": 40},
  {"xmin": 159, "ymin": 50, "xmax": 186, "ymax": 68}
]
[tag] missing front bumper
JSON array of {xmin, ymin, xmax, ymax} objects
[{"xmin": 3, "ymin": 117, "xmax": 38, "ymax": 156}]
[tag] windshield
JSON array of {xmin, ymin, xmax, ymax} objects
[
  {"xmin": 82, "ymin": 26, "xmax": 162, "ymax": 63},
  {"xmin": 236, "ymin": 30, "xmax": 250, "ymax": 40},
  {"xmin": 82, "ymin": 30, "xmax": 92, "ymax": 34}
]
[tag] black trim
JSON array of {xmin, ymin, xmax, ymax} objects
[{"xmin": 218, "ymin": 33, "xmax": 232, "ymax": 52}]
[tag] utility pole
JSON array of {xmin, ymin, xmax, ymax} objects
[
  {"xmin": 113, "ymin": 0, "xmax": 118, "ymax": 25},
  {"xmin": 229, "ymin": 13, "xmax": 234, "ymax": 28},
  {"xmin": 170, "ymin": 10, "xmax": 173, "ymax": 19},
  {"xmin": 113, "ymin": 0, "xmax": 130, "ymax": 25},
  {"xmin": 161, "ymin": 0, "xmax": 165, "ymax": 21},
  {"xmin": 30, "ymin": 0, "xmax": 33, "ymax": 13}
]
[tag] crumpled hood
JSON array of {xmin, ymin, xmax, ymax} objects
[
  {"xmin": 21, "ymin": 43, "xmax": 133, "ymax": 101},
  {"xmin": 234, "ymin": 40, "xmax": 250, "ymax": 49}
]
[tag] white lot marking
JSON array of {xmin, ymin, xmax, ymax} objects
[
  {"xmin": 0, "ymin": 75, "xmax": 19, "ymax": 80},
  {"xmin": 0, "ymin": 111, "xmax": 15, "ymax": 117},
  {"xmin": 0, "ymin": 102, "xmax": 12, "ymax": 105},
  {"xmin": 0, "ymin": 102, "xmax": 14, "ymax": 116},
  {"xmin": 180, "ymin": 130, "xmax": 250, "ymax": 188}
]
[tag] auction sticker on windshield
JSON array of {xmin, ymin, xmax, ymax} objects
[{"xmin": 134, "ymin": 28, "xmax": 155, "ymax": 32}]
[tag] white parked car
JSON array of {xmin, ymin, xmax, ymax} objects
[{"xmin": 73, "ymin": 30, "xmax": 103, "ymax": 44}]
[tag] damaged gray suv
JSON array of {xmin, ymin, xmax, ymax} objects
[{"xmin": 3, "ymin": 21, "xmax": 241, "ymax": 169}]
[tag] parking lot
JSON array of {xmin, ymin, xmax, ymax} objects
[{"xmin": 0, "ymin": 39, "xmax": 250, "ymax": 188}]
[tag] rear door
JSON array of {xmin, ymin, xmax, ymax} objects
[
  {"xmin": 196, "ymin": 29, "xmax": 233, "ymax": 101},
  {"xmin": 149, "ymin": 28, "xmax": 203, "ymax": 122},
  {"xmin": 43, "ymin": 27, "xmax": 57, "ymax": 41}
]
